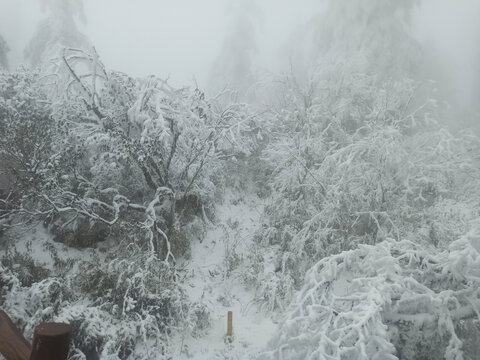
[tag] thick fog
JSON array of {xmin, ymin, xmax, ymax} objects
[
  {"xmin": 0, "ymin": 0, "xmax": 315, "ymax": 84},
  {"xmin": 413, "ymin": 0, "xmax": 480, "ymax": 110},
  {"xmin": 0, "ymin": 0, "xmax": 478, "ymax": 111}
]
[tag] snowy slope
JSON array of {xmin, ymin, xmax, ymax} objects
[{"xmin": 175, "ymin": 189, "xmax": 277, "ymax": 359}]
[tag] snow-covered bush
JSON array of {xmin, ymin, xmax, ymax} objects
[
  {"xmin": 1, "ymin": 246, "xmax": 50, "ymax": 286},
  {"xmin": 259, "ymin": 226, "xmax": 480, "ymax": 360},
  {"xmin": 250, "ymin": 66, "xmax": 479, "ymax": 310},
  {"xmin": 0, "ymin": 248, "xmax": 199, "ymax": 359},
  {"xmin": 0, "ymin": 69, "xmax": 53, "ymax": 200},
  {"xmin": 70, "ymin": 251, "xmax": 191, "ymax": 358}
]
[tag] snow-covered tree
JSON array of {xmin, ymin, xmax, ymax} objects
[
  {"xmin": 248, "ymin": 68, "xmax": 479, "ymax": 310},
  {"xmin": 0, "ymin": 34, "xmax": 9, "ymax": 70},
  {"xmin": 245, "ymin": 0, "xmax": 480, "ymax": 311},
  {"xmin": 25, "ymin": 0, "xmax": 89, "ymax": 68},
  {"xmin": 310, "ymin": 0, "xmax": 421, "ymax": 80},
  {"xmin": 209, "ymin": 0, "xmax": 260, "ymax": 98},
  {"xmin": 1, "ymin": 49, "xmax": 257, "ymax": 263}
]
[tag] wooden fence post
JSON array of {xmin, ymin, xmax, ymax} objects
[
  {"xmin": 226, "ymin": 311, "xmax": 233, "ymax": 343},
  {"xmin": 30, "ymin": 322, "xmax": 71, "ymax": 360},
  {"xmin": 0, "ymin": 310, "xmax": 71, "ymax": 360}
]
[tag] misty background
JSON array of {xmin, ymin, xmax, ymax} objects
[{"xmin": 0, "ymin": 0, "xmax": 479, "ymax": 116}]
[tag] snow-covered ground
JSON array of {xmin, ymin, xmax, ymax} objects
[
  {"xmin": 0, "ymin": 223, "xmax": 99, "ymax": 272},
  {"xmin": 175, "ymin": 189, "xmax": 277, "ymax": 359}
]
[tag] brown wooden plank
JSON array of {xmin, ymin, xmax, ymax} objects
[{"xmin": 0, "ymin": 310, "xmax": 31, "ymax": 360}]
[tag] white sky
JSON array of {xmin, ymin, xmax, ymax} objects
[
  {"xmin": 0, "ymin": 0, "xmax": 319, "ymax": 87},
  {"xmin": 0, "ymin": 0, "xmax": 479, "ymax": 103},
  {"xmin": 413, "ymin": 0, "xmax": 480, "ymax": 107}
]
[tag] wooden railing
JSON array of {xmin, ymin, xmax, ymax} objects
[{"xmin": 0, "ymin": 310, "xmax": 71, "ymax": 360}]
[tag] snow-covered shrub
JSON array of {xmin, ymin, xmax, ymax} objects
[
  {"xmin": 49, "ymin": 215, "xmax": 110, "ymax": 248},
  {"xmin": 0, "ymin": 264, "xmax": 19, "ymax": 304},
  {"xmin": 0, "ymin": 247, "xmax": 198, "ymax": 359},
  {"xmin": 0, "ymin": 69, "xmax": 53, "ymax": 202},
  {"xmin": 75, "ymin": 251, "xmax": 186, "ymax": 319},
  {"xmin": 65, "ymin": 252, "xmax": 191, "ymax": 358},
  {"xmin": 255, "ymin": 269, "xmax": 295, "ymax": 313},
  {"xmin": 259, "ymin": 228, "xmax": 480, "ymax": 360},
  {"xmin": 1, "ymin": 246, "xmax": 50, "ymax": 286},
  {"xmin": 187, "ymin": 301, "xmax": 211, "ymax": 338},
  {"xmin": 0, "ymin": 272, "xmax": 72, "ymax": 337}
]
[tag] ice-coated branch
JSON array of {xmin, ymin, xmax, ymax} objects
[
  {"xmin": 142, "ymin": 187, "xmax": 175, "ymax": 264},
  {"xmin": 259, "ymin": 233, "xmax": 480, "ymax": 360}
]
